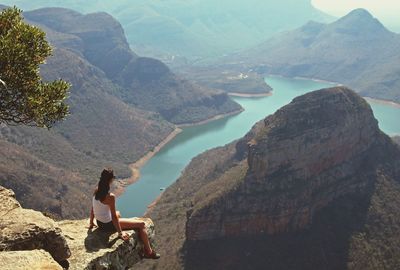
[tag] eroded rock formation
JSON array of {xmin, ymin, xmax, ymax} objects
[{"xmin": 187, "ymin": 87, "xmax": 384, "ymax": 240}]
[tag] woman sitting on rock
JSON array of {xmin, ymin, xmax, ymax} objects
[{"xmin": 89, "ymin": 168, "xmax": 160, "ymax": 259}]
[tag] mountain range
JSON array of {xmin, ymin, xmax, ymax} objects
[
  {"xmin": 227, "ymin": 9, "xmax": 400, "ymax": 102},
  {"xmin": 1, "ymin": 0, "xmax": 333, "ymax": 59},
  {"xmin": 0, "ymin": 6, "xmax": 240, "ymax": 219}
]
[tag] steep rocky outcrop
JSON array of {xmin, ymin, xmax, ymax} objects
[
  {"xmin": 187, "ymin": 86, "xmax": 380, "ymax": 240},
  {"xmin": 141, "ymin": 87, "xmax": 400, "ymax": 270},
  {"xmin": 0, "ymin": 185, "xmax": 156, "ymax": 269}
]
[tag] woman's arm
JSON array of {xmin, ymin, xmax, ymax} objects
[
  {"xmin": 107, "ymin": 194, "xmax": 129, "ymax": 240},
  {"xmin": 89, "ymin": 206, "xmax": 96, "ymax": 228}
]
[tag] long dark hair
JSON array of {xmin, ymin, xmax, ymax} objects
[{"xmin": 95, "ymin": 168, "xmax": 114, "ymax": 201}]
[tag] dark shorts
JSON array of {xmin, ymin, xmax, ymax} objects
[{"xmin": 96, "ymin": 219, "xmax": 117, "ymax": 233}]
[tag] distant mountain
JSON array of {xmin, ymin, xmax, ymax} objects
[
  {"xmin": 0, "ymin": 7, "xmax": 240, "ymax": 218},
  {"xmin": 24, "ymin": 8, "xmax": 241, "ymax": 125},
  {"xmin": 229, "ymin": 9, "xmax": 400, "ymax": 102},
  {"xmin": 2, "ymin": 0, "xmax": 333, "ymax": 58},
  {"xmin": 142, "ymin": 87, "xmax": 400, "ymax": 270}
]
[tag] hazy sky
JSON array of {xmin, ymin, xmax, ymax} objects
[{"xmin": 312, "ymin": 0, "xmax": 400, "ymax": 31}]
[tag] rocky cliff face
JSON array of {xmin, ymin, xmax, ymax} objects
[
  {"xmin": 0, "ymin": 185, "xmax": 156, "ymax": 270},
  {"xmin": 141, "ymin": 86, "xmax": 400, "ymax": 270},
  {"xmin": 186, "ymin": 86, "xmax": 381, "ymax": 240},
  {"xmin": 394, "ymin": 136, "xmax": 400, "ymax": 145}
]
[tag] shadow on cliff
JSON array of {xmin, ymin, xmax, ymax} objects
[
  {"xmin": 183, "ymin": 181, "xmax": 376, "ymax": 270},
  {"xmin": 84, "ymin": 229, "xmax": 119, "ymax": 252}
]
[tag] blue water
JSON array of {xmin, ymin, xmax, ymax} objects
[{"xmin": 117, "ymin": 75, "xmax": 400, "ymax": 216}]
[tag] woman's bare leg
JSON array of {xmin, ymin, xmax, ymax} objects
[{"xmin": 119, "ymin": 218, "xmax": 153, "ymax": 254}]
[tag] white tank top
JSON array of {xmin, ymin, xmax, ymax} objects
[{"xmin": 92, "ymin": 196, "xmax": 112, "ymax": 223}]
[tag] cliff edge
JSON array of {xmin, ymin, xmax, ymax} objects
[{"xmin": 0, "ymin": 185, "xmax": 155, "ymax": 269}]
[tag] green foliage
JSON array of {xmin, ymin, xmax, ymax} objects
[{"xmin": 0, "ymin": 7, "xmax": 70, "ymax": 128}]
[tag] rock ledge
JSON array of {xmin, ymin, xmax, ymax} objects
[{"xmin": 0, "ymin": 185, "xmax": 154, "ymax": 269}]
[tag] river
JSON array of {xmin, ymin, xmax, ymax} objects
[{"xmin": 117, "ymin": 75, "xmax": 400, "ymax": 216}]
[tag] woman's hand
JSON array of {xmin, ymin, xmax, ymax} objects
[
  {"xmin": 88, "ymin": 222, "xmax": 97, "ymax": 229},
  {"xmin": 118, "ymin": 231, "xmax": 130, "ymax": 241}
]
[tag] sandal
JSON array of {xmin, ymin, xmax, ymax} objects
[{"xmin": 139, "ymin": 250, "xmax": 161, "ymax": 260}]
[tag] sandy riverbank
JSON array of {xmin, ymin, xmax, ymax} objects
[
  {"xmin": 271, "ymin": 74, "xmax": 400, "ymax": 108},
  {"xmin": 295, "ymin": 77, "xmax": 400, "ymax": 108},
  {"xmin": 113, "ymin": 108, "xmax": 244, "ymax": 197},
  {"xmin": 177, "ymin": 108, "xmax": 244, "ymax": 128},
  {"xmin": 364, "ymin": 97, "xmax": 400, "ymax": 109},
  {"xmin": 113, "ymin": 128, "xmax": 182, "ymax": 197},
  {"xmin": 293, "ymin": 76, "xmax": 341, "ymax": 86},
  {"xmin": 113, "ymin": 107, "xmax": 245, "ymax": 206},
  {"xmin": 228, "ymin": 91, "xmax": 273, "ymax": 97}
]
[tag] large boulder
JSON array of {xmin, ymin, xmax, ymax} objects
[{"xmin": 0, "ymin": 186, "xmax": 71, "ymax": 262}]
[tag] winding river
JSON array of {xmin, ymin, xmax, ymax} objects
[{"xmin": 117, "ymin": 75, "xmax": 400, "ymax": 216}]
